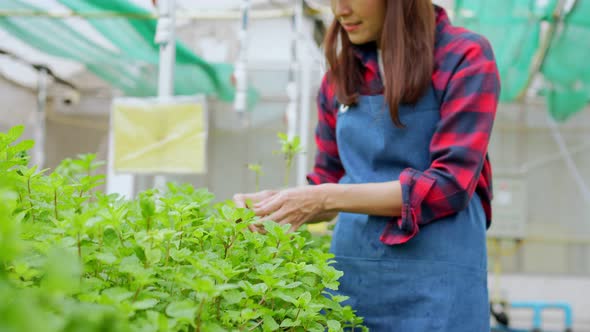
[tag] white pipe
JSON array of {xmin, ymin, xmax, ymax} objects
[
  {"xmin": 33, "ymin": 67, "xmax": 48, "ymax": 168},
  {"xmin": 494, "ymin": 142, "xmax": 590, "ymax": 176},
  {"xmin": 286, "ymin": 0, "xmax": 304, "ymax": 140},
  {"xmin": 106, "ymin": 103, "xmax": 135, "ymax": 199},
  {"xmin": 546, "ymin": 114, "xmax": 590, "ymax": 203},
  {"xmin": 297, "ymin": 56, "xmax": 312, "ymax": 187},
  {"xmin": 233, "ymin": 0, "xmax": 250, "ymax": 119},
  {"xmin": 156, "ymin": 0, "xmax": 176, "ymax": 99},
  {"xmin": 153, "ymin": 0, "xmax": 177, "ymax": 191}
]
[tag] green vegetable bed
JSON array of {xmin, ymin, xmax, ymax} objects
[{"xmin": 0, "ymin": 126, "xmax": 365, "ymax": 332}]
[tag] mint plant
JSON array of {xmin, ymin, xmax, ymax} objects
[
  {"xmin": 247, "ymin": 163, "xmax": 264, "ymax": 192},
  {"xmin": 276, "ymin": 132, "xmax": 302, "ymax": 187},
  {"xmin": 0, "ymin": 125, "xmax": 365, "ymax": 332}
]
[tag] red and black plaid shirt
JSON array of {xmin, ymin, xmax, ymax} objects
[{"xmin": 307, "ymin": 6, "xmax": 500, "ymax": 245}]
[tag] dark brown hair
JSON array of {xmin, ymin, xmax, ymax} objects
[{"xmin": 325, "ymin": 1, "xmax": 436, "ymax": 127}]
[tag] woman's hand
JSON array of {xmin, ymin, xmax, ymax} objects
[
  {"xmin": 233, "ymin": 190, "xmax": 278, "ymax": 209},
  {"xmin": 233, "ymin": 190, "xmax": 278, "ymax": 232},
  {"xmin": 251, "ymin": 186, "xmax": 329, "ymax": 232}
]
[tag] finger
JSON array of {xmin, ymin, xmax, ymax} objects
[
  {"xmin": 243, "ymin": 191, "xmax": 278, "ymax": 207},
  {"xmin": 234, "ymin": 191, "xmax": 274, "ymax": 209},
  {"xmin": 253, "ymin": 195, "xmax": 284, "ymax": 217},
  {"xmin": 258, "ymin": 208, "xmax": 289, "ymax": 224},
  {"xmin": 233, "ymin": 193, "xmax": 247, "ymax": 208},
  {"xmin": 250, "ymin": 223, "xmax": 267, "ymax": 234},
  {"xmin": 253, "ymin": 196, "xmax": 273, "ymax": 209},
  {"xmin": 253, "ymin": 190, "xmax": 281, "ymax": 208},
  {"xmin": 288, "ymin": 223, "xmax": 299, "ymax": 233},
  {"xmin": 251, "ymin": 190, "xmax": 278, "ymax": 202}
]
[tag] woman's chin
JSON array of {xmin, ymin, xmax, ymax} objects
[{"xmin": 346, "ymin": 33, "xmax": 374, "ymax": 45}]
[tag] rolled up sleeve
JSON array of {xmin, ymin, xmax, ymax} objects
[{"xmin": 381, "ymin": 35, "xmax": 501, "ymax": 245}]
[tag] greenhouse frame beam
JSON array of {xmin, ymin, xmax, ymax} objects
[{"xmin": 0, "ymin": 8, "xmax": 295, "ymax": 20}]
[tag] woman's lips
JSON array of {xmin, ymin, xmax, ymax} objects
[{"xmin": 342, "ymin": 22, "xmax": 362, "ymax": 32}]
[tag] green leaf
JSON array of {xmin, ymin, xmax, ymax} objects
[
  {"xmin": 102, "ymin": 287, "xmax": 134, "ymax": 302},
  {"xmin": 133, "ymin": 298, "xmax": 159, "ymax": 310},
  {"xmin": 283, "ymin": 281, "xmax": 302, "ymax": 289},
  {"xmin": 145, "ymin": 248, "xmax": 161, "ymax": 265},
  {"xmin": 240, "ymin": 308, "xmax": 260, "ymax": 321},
  {"xmin": 277, "ymin": 132, "xmax": 288, "ymax": 141},
  {"xmin": 274, "ymin": 291, "xmax": 298, "ymax": 305},
  {"xmin": 307, "ymin": 322, "xmax": 326, "ymax": 332},
  {"xmin": 327, "ymin": 320, "xmax": 341, "ymax": 332},
  {"xmin": 263, "ymin": 315, "xmax": 279, "ymax": 331},
  {"xmin": 165, "ymin": 300, "xmax": 197, "ymax": 320},
  {"xmin": 280, "ymin": 318, "xmax": 300, "ymax": 328},
  {"xmin": 222, "ymin": 290, "xmax": 245, "ymax": 305},
  {"xmin": 12, "ymin": 139, "xmax": 34, "ymax": 153},
  {"xmin": 169, "ymin": 247, "xmax": 192, "ymax": 262},
  {"xmin": 8, "ymin": 125, "xmax": 24, "ymax": 140},
  {"xmin": 95, "ymin": 252, "xmax": 117, "ymax": 265},
  {"xmin": 297, "ymin": 292, "xmax": 312, "ymax": 307}
]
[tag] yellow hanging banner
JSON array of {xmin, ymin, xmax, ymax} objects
[{"xmin": 111, "ymin": 96, "xmax": 207, "ymax": 174}]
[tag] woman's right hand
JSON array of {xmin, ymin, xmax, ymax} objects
[
  {"xmin": 233, "ymin": 190, "xmax": 278, "ymax": 233},
  {"xmin": 233, "ymin": 190, "xmax": 278, "ymax": 209}
]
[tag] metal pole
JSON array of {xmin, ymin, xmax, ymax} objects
[
  {"xmin": 153, "ymin": 0, "xmax": 176, "ymax": 191},
  {"xmin": 33, "ymin": 67, "xmax": 48, "ymax": 168}
]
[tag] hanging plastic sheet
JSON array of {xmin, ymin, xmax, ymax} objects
[{"xmin": 111, "ymin": 96, "xmax": 207, "ymax": 174}]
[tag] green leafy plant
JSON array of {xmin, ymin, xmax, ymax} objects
[
  {"xmin": 0, "ymin": 125, "xmax": 365, "ymax": 332},
  {"xmin": 247, "ymin": 163, "xmax": 264, "ymax": 192},
  {"xmin": 276, "ymin": 133, "xmax": 302, "ymax": 187}
]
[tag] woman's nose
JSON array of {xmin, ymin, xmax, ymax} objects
[{"xmin": 332, "ymin": 0, "xmax": 353, "ymax": 18}]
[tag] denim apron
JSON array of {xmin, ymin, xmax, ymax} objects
[{"xmin": 332, "ymin": 88, "xmax": 489, "ymax": 331}]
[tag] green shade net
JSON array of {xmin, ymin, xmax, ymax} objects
[
  {"xmin": 454, "ymin": 0, "xmax": 590, "ymax": 122},
  {"xmin": 0, "ymin": 0, "xmax": 256, "ymax": 105}
]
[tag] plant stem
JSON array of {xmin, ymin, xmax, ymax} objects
[
  {"xmin": 27, "ymin": 176, "xmax": 35, "ymax": 222},
  {"xmin": 165, "ymin": 240, "xmax": 170, "ymax": 266},
  {"xmin": 216, "ymin": 297, "xmax": 221, "ymax": 321},
  {"xmin": 195, "ymin": 299, "xmax": 205, "ymax": 332},
  {"xmin": 255, "ymin": 173, "xmax": 260, "ymax": 192},
  {"xmin": 223, "ymin": 233, "xmax": 237, "ymax": 259},
  {"xmin": 77, "ymin": 232, "xmax": 82, "ymax": 260},
  {"xmin": 284, "ymin": 165, "xmax": 290, "ymax": 188},
  {"xmin": 98, "ymin": 225, "xmax": 103, "ymax": 250},
  {"xmin": 146, "ymin": 216, "xmax": 151, "ymax": 232},
  {"xmin": 53, "ymin": 189, "xmax": 59, "ymax": 220},
  {"xmin": 179, "ymin": 229, "xmax": 184, "ymax": 248},
  {"xmin": 132, "ymin": 285, "xmax": 143, "ymax": 302},
  {"xmin": 258, "ymin": 285, "xmax": 272, "ymax": 306},
  {"xmin": 117, "ymin": 230, "xmax": 126, "ymax": 248},
  {"xmin": 272, "ymin": 240, "xmax": 281, "ymax": 259},
  {"xmin": 248, "ymin": 320, "xmax": 263, "ymax": 331}
]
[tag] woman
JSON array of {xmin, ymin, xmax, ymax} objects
[{"xmin": 235, "ymin": 0, "xmax": 500, "ymax": 330}]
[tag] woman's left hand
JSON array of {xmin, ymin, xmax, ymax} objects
[{"xmin": 253, "ymin": 186, "xmax": 327, "ymax": 232}]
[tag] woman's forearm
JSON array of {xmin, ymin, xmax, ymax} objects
[{"xmin": 317, "ymin": 182, "xmax": 403, "ymax": 217}]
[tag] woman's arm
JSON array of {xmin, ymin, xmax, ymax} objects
[
  {"xmin": 319, "ymin": 182, "xmax": 402, "ymax": 217},
  {"xmin": 379, "ymin": 34, "xmax": 501, "ymax": 245},
  {"xmin": 253, "ymin": 182, "xmax": 402, "ymax": 232}
]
